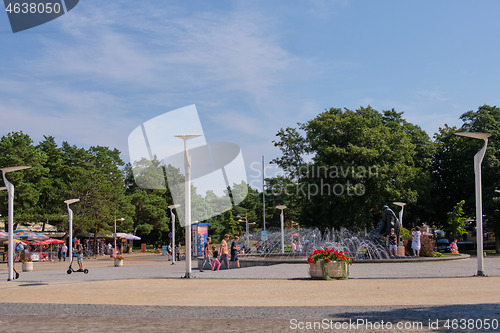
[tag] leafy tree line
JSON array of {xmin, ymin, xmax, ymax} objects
[
  {"xmin": 0, "ymin": 133, "xmax": 262, "ymax": 247},
  {"xmin": 1, "ymin": 104, "xmax": 499, "ymax": 253},
  {"xmin": 270, "ymin": 105, "xmax": 500, "ymax": 253}
]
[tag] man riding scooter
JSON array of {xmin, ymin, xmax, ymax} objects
[{"xmin": 74, "ymin": 239, "xmax": 85, "ymax": 271}]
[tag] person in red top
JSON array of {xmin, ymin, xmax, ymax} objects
[{"xmin": 450, "ymin": 239, "xmax": 459, "ymax": 254}]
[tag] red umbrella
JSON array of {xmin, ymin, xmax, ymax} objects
[
  {"xmin": 31, "ymin": 238, "xmax": 64, "ymax": 261},
  {"xmin": 32, "ymin": 238, "xmax": 64, "ymax": 245}
]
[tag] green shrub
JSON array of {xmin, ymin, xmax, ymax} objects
[
  {"xmin": 420, "ymin": 235, "xmax": 435, "ymax": 257},
  {"xmin": 434, "ymin": 252, "xmax": 443, "ymax": 257},
  {"xmin": 400, "ymin": 227, "xmax": 411, "ymax": 241}
]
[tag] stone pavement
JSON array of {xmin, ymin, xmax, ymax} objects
[{"xmin": 0, "ymin": 254, "xmax": 499, "ymax": 333}]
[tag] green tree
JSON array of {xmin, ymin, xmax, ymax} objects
[
  {"xmin": 129, "ymin": 189, "xmax": 170, "ymax": 246},
  {"xmin": 0, "ymin": 132, "xmax": 48, "ymax": 223},
  {"xmin": 432, "ymin": 125, "xmax": 477, "ymax": 227},
  {"xmin": 445, "ymin": 200, "xmax": 467, "ymax": 240},
  {"xmin": 272, "ymin": 107, "xmax": 433, "ymax": 232},
  {"xmin": 459, "ymin": 105, "xmax": 500, "ymax": 252}
]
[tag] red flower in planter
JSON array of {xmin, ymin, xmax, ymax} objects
[{"xmin": 308, "ymin": 247, "xmax": 352, "ymax": 265}]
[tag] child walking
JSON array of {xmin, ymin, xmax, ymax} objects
[{"xmin": 211, "ymin": 245, "xmax": 221, "ymax": 271}]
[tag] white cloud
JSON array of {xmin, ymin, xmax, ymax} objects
[{"xmin": 32, "ymin": 3, "xmax": 297, "ymax": 103}]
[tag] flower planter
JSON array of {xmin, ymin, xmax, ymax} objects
[
  {"xmin": 114, "ymin": 259, "xmax": 124, "ymax": 267},
  {"xmin": 22, "ymin": 261, "xmax": 33, "ymax": 272},
  {"xmin": 309, "ymin": 261, "xmax": 348, "ymax": 280}
]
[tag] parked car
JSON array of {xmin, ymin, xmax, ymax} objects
[{"xmin": 436, "ymin": 238, "xmax": 451, "ymax": 253}]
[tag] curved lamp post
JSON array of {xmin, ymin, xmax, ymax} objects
[
  {"xmin": 175, "ymin": 134, "xmax": 202, "ymax": 279},
  {"xmin": 238, "ymin": 216, "xmax": 256, "ymax": 250},
  {"xmin": 64, "ymin": 199, "xmax": 80, "ymax": 261},
  {"xmin": 393, "ymin": 202, "xmax": 406, "ymax": 228},
  {"xmin": 455, "ymin": 132, "xmax": 491, "ymax": 277},
  {"xmin": 114, "ymin": 218, "xmax": 125, "ymax": 258},
  {"xmin": 2, "ymin": 166, "xmax": 31, "ymax": 281},
  {"xmin": 168, "ymin": 204, "xmax": 181, "ymax": 265},
  {"xmin": 276, "ymin": 205, "xmax": 287, "ymax": 253}
]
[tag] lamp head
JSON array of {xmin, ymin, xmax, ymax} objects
[
  {"xmin": 168, "ymin": 204, "xmax": 181, "ymax": 209},
  {"xmin": 0, "ymin": 187, "xmax": 6, "ymax": 191},
  {"xmin": 174, "ymin": 135, "xmax": 202, "ymax": 141},
  {"xmin": 64, "ymin": 199, "xmax": 80, "ymax": 205},
  {"xmin": 1, "ymin": 166, "xmax": 31, "ymax": 173},
  {"xmin": 393, "ymin": 202, "xmax": 406, "ymax": 207},
  {"xmin": 455, "ymin": 132, "xmax": 491, "ymax": 140},
  {"xmin": 276, "ymin": 205, "xmax": 287, "ymax": 210}
]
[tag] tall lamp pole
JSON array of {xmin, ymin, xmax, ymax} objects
[
  {"xmin": 175, "ymin": 134, "xmax": 202, "ymax": 279},
  {"xmin": 114, "ymin": 218, "xmax": 125, "ymax": 258},
  {"xmin": 262, "ymin": 155, "xmax": 266, "ymax": 231},
  {"xmin": 2, "ymin": 166, "xmax": 31, "ymax": 281},
  {"xmin": 168, "ymin": 204, "xmax": 180, "ymax": 265},
  {"xmin": 455, "ymin": 132, "xmax": 491, "ymax": 277},
  {"xmin": 393, "ymin": 202, "xmax": 406, "ymax": 228},
  {"xmin": 64, "ymin": 199, "xmax": 80, "ymax": 261},
  {"xmin": 238, "ymin": 215, "xmax": 255, "ymax": 250},
  {"xmin": 276, "ymin": 205, "xmax": 287, "ymax": 253}
]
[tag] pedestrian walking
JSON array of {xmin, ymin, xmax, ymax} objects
[
  {"xmin": 199, "ymin": 237, "xmax": 212, "ymax": 272},
  {"xmin": 211, "ymin": 245, "xmax": 221, "ymax": 271},
  {"xmin": 297, "ymin": 240, "xmax": 303, "ymax": 252},
  {"xmin": 220, "ymin": 234, "xmax": 230, "ymax": 269},
  {"xmin": 176, "ymin": 243, "xmax": 181, "ymax": 261},
  {"xmin": 167, "ymin": 243, "xmax": 172, "ymax": 261},
  {"xmin": 61, "ymin": 243, "xmax": 67, "ymax": 261},
  {"xmin": 387, "ymin": 228, "xmax": 398, "ymax": 257},
  {"xmin": 8, "ymin": 242, "xmax": 23, "ymax": 279},
  {"xmin": 450, "ymin": 239, "xmax": 459, "ymax": 254},
  {"xmin": 412, "ymin": 227, "xmax": 421, "ymax": 257},
  {"xmin": 229, "ymin": 235, "xmax": 240, "ymax": 268}
]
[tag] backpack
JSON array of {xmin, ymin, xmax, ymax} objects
[{"xmin": 15, "ymin": 242, "xmax": 24, "ymax": 253}]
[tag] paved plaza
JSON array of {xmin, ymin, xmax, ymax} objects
[{"xmin": 1, "ymin": 254, "xmax": 499, "ymax": 332}]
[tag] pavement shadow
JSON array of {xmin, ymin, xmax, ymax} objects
[{"xmin": 331, "ymin": 304, "xmax": 500, "ymax": 332}]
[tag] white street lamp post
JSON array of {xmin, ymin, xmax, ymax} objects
[
  {"xmin": 455, "ymin": 132, "xmax": 491, "ymax": 276},
  {"xmin": 238, "ymin": 217, "xmax": 255, "ymax": 250},
  {"xmin": 2, "ymin": 166, "xmax": 31, "ymax": 281},
  {"xmin": 276, "ymin": 205, "xmax": 287, "ymax": 253},
  {"xmin": 168, "ymin": 204, "xmax": 181, "ymax": 265},
  {"xmin": 262, "ymin": 155, "xmax": 266, "ymax": 231},
  {"xmin": 393, "ymin": 202, "xmax": 406, "ymax": 228},
  {"xmin": 175, "ymin": 134, "xmax": 202, "ymax": 279},
  {"xmin": 64, "ymin": 199, "xmax": 80, "ymax": 261},
  {"xmin": 114, "ymin": 218, "xmax": 125, "ymax": 258}
]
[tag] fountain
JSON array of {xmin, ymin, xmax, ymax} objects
[{"xmin": 233, "ymin": 227, "xmax": 393, "ymax": 267}]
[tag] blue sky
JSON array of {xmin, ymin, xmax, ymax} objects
[{"xmin": 1, "ymin": 0, "xmax": 500, "ymax": 188}]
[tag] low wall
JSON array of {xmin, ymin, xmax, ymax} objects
[{"xmin": 197, "ymin": 254, "xmax": 470, "ymax": 268}]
